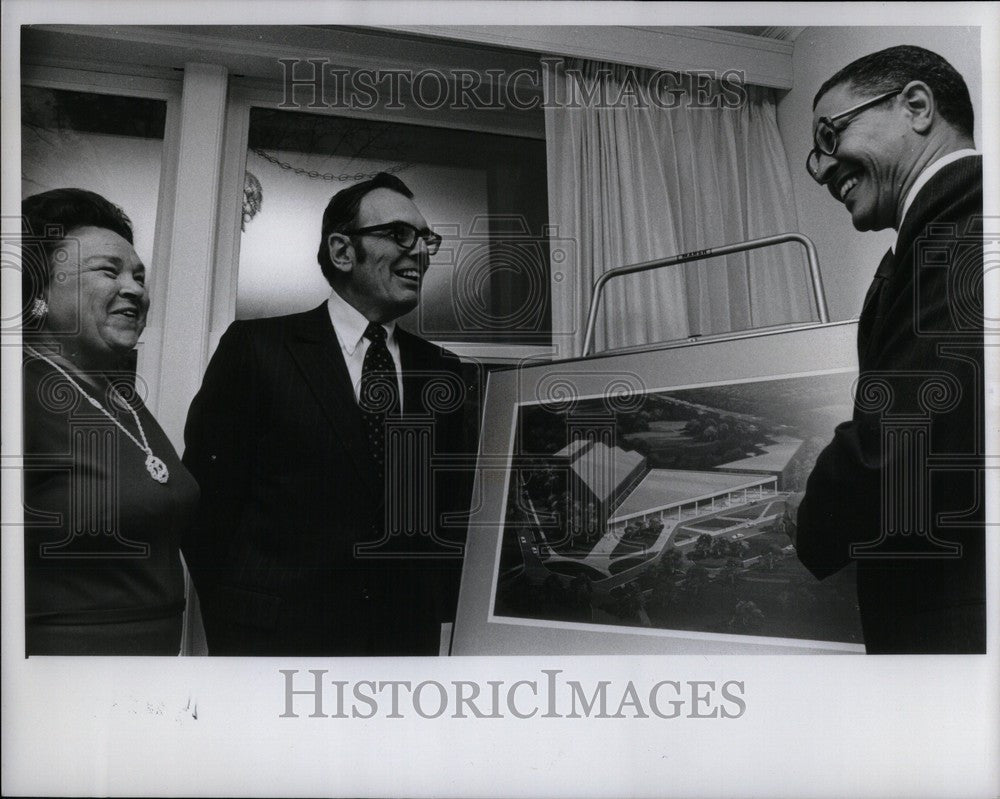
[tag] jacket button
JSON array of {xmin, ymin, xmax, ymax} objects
[{"xmin": 361, "ymin": 588, "xmax": 371, "ymax": 600}]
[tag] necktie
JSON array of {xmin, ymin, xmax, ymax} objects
[
  {"xmin": 360, "ymin": 321, "xmax": 401, "ymax": 480},
  {"xmin": 857, "ymin": 248, "xmax": 894, "ymax": 362}
]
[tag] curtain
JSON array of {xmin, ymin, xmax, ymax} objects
[{"xmin": 544, "ymin": 58, "xmax": 815, "ymax": 357}]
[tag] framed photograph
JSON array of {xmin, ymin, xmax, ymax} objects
[{"xmin": 453, "ymin": 320, "xmax": 868, "ymax": 654}]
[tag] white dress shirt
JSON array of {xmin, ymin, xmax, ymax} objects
[
  {"xmin": 327, "ymin": 289, "xmax": 404, "ymax": 411},
  {"xmin": 893, "ymin": 148, "xmax": 979, "ymax": 252}
]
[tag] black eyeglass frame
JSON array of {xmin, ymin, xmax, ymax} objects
[
  {"xmin": 345, "ymin": 221, "xmax": 443, "ymax": 255},
  {"xmin": 806, "ymin": 87, "xmax": 904, "ymax": 180}
]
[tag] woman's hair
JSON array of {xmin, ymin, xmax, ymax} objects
[{"xmin": 21, "ymin": 188, "xmax": 134, "ymax": 326}]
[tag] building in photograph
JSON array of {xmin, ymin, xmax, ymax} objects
[{"xmin": 517, "ymin": 438, "xmax": 784, "ymax": 590}]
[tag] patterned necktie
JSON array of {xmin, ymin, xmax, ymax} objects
[{"xmin": 359, "ymin": 321, "xmax": 401, "ymax": 480}]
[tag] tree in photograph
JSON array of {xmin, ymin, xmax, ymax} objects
[
  {"xmin": 728, "ymin": 599, "xmax": 765, "ymax": 633},
  {"xmin": 616, "ymin": 410, "xmax": 650, "ymax": 436},
  {"xmin": 636, "ymin": 586, "xmax": 652, "ymax": 627},
  {"xmin": 793, "ymin": 582, "xmax": 819, "ymax": 611},
  {"xmin": 693, "ymin": 533, "xmax": 713, "ymax": 559},
  {"xmin": 568, "ymin": 572, "xmax": 594, "ymax": 621},
  {"xmin": 711, "ymin": 536, "xmax": 731, "ymax": 560},
  {"xmin": 720, "ymin": 446, "xmax": 744, "ymax": 463},
  {"xmin": 662, "ymin": 546, "xmax": 685, "ymax": 576},
  {"xmin": 725, "ymin": 538, "xmax": 750, "ymax": 559},
  {"xmin": 565, "ymin": 498, "xmax": 584, "ymax": 547},
  {"xmin": 568, "ymin": 499, "xmax": 600, "ymax": 546},
  {"xmin": 720, "ymin": 557, "xmax": 742, "ymax": 587},
  {"xmin": 648, "ymin": 572, "xmax": 676, "ymax": 616},
  {"xmin": 645, "ymin": 557, "xmax": 669, "ymax": 590},
  {"xmin": 542, "ymin": 573, "xmax": 567, "ymax": 610},
  {"xmin": 541, "ymin": 465, "xmax": 562, "ymax": 493},
  {"xmin": 683, "ymin": 419, "xmax": 699, "ymax": 437},
  {"xmin": 775, "ymin": 501, "xmax": 798, "ymax": 545},
  {"xmin": 610, "ymin": 583, "xmax": 642, "ymax": 622},
  {"xmin": 684, "ymin": 564, "xmax": 710, "ymax": 602}
]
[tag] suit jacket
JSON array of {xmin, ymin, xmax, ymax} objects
[
  {"xmin": 182, "ymin": 303, "xmax": 473, "ymax": 655},
  {"xmin": 796, "ymin": 155, "xmax": 985, "ymax": 653}
]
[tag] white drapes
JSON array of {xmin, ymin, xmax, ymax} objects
[{"xmin": 544, "ymin": 59, "xmax": 815, "ymax": 357}]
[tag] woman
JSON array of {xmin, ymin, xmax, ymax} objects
[{"xmin": 22, "ymin": 188, "xmax": 199, "ymax": 655}]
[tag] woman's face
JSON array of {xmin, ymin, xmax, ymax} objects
[{"xmin": 42, "ymin": 226, "xmax": 149, "ymax": 368}]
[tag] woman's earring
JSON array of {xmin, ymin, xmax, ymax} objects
[{"xmin": 30, "ymin": 298, "xmax": 49, "ymax": 320}]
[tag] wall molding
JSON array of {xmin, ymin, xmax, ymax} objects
[
  {"xmin": 375, "ymin": 25, "xmax": 794, "ymax": 89},
  {"xmin": 155, "ymin": 62, "xmax": 229, "ymax": 450},
  {"xmin": 23, "ymin": 24, "xmax": 794, "ymax": 90}
]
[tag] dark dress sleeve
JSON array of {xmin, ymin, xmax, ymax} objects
[{"xmin": 23, "ymin": 354, "xmax": 198, "ymax": 654}]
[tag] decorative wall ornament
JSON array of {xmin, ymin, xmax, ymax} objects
[
  {"xmin": 251, "ymin": 148, "xmax": 410, "ymax": 182},
  {"xmin": 242, "ymin": 170, "xmax": 262, "ymax": 231}
]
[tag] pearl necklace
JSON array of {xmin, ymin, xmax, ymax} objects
[{"xmin": 25, "ymin": 345, "xmax": 170, "ymax": 484}]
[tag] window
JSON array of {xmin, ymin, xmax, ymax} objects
[
  {"xmin": 20, "ymin": 78, "xmax": 179, "ymax": 399},
  {"xmin": 236, "ymin": 107, "xmax": 552, "ymax": 346},
  {"xmin": 21, "ymin": 86, "xmax": 169, "ymax": 280}
]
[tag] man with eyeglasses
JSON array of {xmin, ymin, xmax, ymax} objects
[
  {"xmin": 182, "ymin": 173, "xmax": 472, "ymax": 655},
  {"xmin": 792, "ymin": 46, "xmax": 984, "ymax": 653}
]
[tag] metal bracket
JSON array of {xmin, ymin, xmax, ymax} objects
[{"xmin": 581, "ymin": 232, "xmax": 829, "ymax": 357}]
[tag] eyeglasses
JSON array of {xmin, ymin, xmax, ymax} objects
[
  {"xmin": 346, "ymin": 221, "xmax": 442, "ymax": 255},
  {"xmin": 806, "ymin": 88, "xmax": 903, "ymax": 181}
]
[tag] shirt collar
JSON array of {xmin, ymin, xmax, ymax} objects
[
  {"xmin": 327, "ymin": 289, "xmax": 396, "ymax": 355},
  {"xmin": 894, "ymin": 149, "xmax": 979, "ymax": 248}
]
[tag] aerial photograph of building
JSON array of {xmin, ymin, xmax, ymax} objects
[{"xmin": 493, "ymin": 371, "xmax": 863, "ymax": 644}]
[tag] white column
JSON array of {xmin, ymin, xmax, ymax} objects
[{"xmin": 154, "ymin": 63, "xmax": 228, "ymax": 451}]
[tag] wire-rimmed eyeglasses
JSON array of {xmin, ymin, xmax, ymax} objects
[
  {"xmin": 806, "ymin": 88, "xmax": 904, "ymax": 181},
  {"xmin": 347, "ymin": 221, "xmax": 442, "ymax": 255}
]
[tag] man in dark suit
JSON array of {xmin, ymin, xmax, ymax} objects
[
  {"xmin": 182, "ymin": 173, "xmax": 471, "ymax": 655},
  {"xmin": 793, "ymin": 46, "xmax": 985, "ymax": 653}
]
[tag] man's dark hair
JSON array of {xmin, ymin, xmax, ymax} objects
[
  {"xmin": 21, "ymin": 188, "xmax": 134, "ymax": 324},
  {"xmin": 813, "ymin": 45, "xmax": 974, "ymax": 139},
  {"xmin": 316, "ymin": 172, "xmax": 415, "ymax": 285}
]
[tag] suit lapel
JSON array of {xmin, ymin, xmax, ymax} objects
[
  {"xmin": 857, "ymin": 157, "xmax": 981, "ymax": 367},
  {"xmin": 895, "ymin": 154, "xmax": 980, "ymax": 254},
  {"xmin": 857, "ymin": 248, "xmax": 894, "ymax": 364},
  {"xmin": 285, "ymin": 304, "xmax": 380, "ymax": 499}
]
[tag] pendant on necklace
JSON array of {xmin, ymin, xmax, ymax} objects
[{"xmin": 145, "ymin": 453, "xmax": 170, "ymax": 483}]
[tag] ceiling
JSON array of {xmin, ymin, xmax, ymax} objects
[{"xmin": 710, "ymin": 26, "xmax": 805, "ymax": 41}]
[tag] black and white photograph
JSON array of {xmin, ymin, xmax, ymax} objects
[
  {"xmin": 494, "ymin": 370, "xmax": 865, "ymax": 649},
  {"xmin": 2, "ymin": 2, "xmax": 997, "ymax": 797}
]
